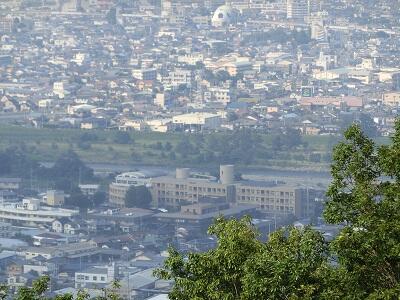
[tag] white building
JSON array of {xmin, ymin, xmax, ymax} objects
[
  {"xmin": 44, "ymin": 190, "xmax": 65, "ymax": 206},
  {"xmin": 212, "ymin": 5, "xmax": 238, "ymax": 27},
  {"xmin": 316, "ymin": 52, "xmax": 337, "ymax": 71},
  {"xmin": 53, "ymin": 82, "xmax": 65, "ymax": 99},
  {"xmin": 172, "ymin": 112, "xmax": 221, "ymax": 131},
  {"xmin": 311, "ymin": 20, "xmax": 327, "ymax": 41},
  {"xmin": 132, "ymin": 68, "xmax": 157, "ymax": 81},
  {"xmin": 208, "ymin": 87, "xmax": 235, "ymax": 104},
  {"xmin": 145, "ymin": 119, "xmax": 173, "ymax": 133},
  {"xmin": 287, "ymin": 0, "xmax": 308, "ymax": 22},
  {"xmin": 75, "ymin": 264, "xmax": 116, "ymax": 289},
  {"xmin": 163, "ymin": 69, "xmax": 194, "ymax": 88},
  {"xmin": 79, "ymin": 184, "xmax": 100, "ymax": 196},
  {"xmin": 109, "ymin": 172, "xmax": 153, "ymax": 206},
  {"xmin": 0, "ymin": 198, "xmax": 78, "ymax": 226},
  {"xmin": 177, "ymin": 53, "xmax": 204, "ymax": 66}
]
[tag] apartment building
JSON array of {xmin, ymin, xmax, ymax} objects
[
  {"xmin": 151, "ymin": 166, "xmax": 236, "ymax": 208},
  {"xmin": 75, "ymin": 264, "xmax": 116, "ymax": 289},
  {"xmin": 163, "ymin": 69, "xmax": 194, "ymax": 88},
  {"xmin": 382, "ymin": 92, "xmax": 400, "ymax": 107},
  {"xmin": 109, "ymin": 171, "xmax": 159, "ymax": 207},
  {"xmin": 151, "ymin": 165, "xmax": 317, "ymax": 218},
  {"xmin": 236, "ymin": 182, "xmax": 301, "ymax": 217},
  {"xmin": 0, "ymin": 198, "xmax": 78, "ymax": 226}
]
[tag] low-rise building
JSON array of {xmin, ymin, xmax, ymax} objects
[
  {"xmin": 172, "ymin": 112, "xmax": 221, "ymax": 131},
  {"xmin": 0, "ymin": 178, "xmax": 21, "ymax": 191},
  {"xmin": 75, "ymin": 264, "xmax": 116, "ymax": 289},
  {"xmin": 45, "ymin": 190, "xmax": 65, "ymax": 206},
  {"xmin": 382, "ymin": 92, "xmax": 400, "ymax": 107}
]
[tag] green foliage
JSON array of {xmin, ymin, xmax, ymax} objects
[
  {"xmin": 124, "ymin": 185, "xmax": 152, "ymax": 208},
  {"xmin": 154, "ymin": 217, "xmax": 261, "ymax": 300},
  {"xmin": 242, "ymin": 227, "xmax": 328, "ymax": 300},
  {"xmin": 204, "ymin": 129, "xmax": 261, "ymax": 165},
  {"xmin": 156, "ymin": 120, "xmax": 400, "ymax": 299},
  {"xmin": 5, "ymin": 276, "xmax": 122, "ymax": 300},
  {"xmin": 113, "ymin": 131, "xmax": 132, "ymax": 145},
  {"xmin": 0, "ymin": 147, "xmax": 39, "ymax": 177},
  {"xmin": 272, "ymin": 128, "xmax": 303, "ymax": 151},
  {"xmin": 14, "ymin": 276, "xmax": 55, "ymax": 300},
  {"xmin": 66, "ymin": 186, "xmax": 91, "ymax": 209},
  {"xmin": 49, "ymin": 150, "xmax": 93, "ymax": 181},
  {"xmin": 325, "ymin": 122, "xmax": 400, "ymax": 297},
  {"xmin": 92, "ymin": 191, "xmax": 107, "ymax": 207},
  {"xmin": 155, "ymin": 217, "xmax": 329, "ymax": 300}
]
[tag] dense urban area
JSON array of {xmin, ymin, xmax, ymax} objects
[{"xmin": 0, "ymin": 0, "xmax": 399, "ymax": 299}]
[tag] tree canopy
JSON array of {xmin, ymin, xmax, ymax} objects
[
  {"xmin": 1, "ymin": 276, "xmax": 122, "ymax": 300},
  {"xmin": 124, "ymin": 185, "xmax": 152, "ymax": 208},
  {"xmin": 155, "ymin": 120, "xmax": 400, "ymax": 299}
]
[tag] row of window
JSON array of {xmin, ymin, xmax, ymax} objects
[
  {"xmin": 76, "ymin": 274, "xmax": 106, "ymax": 282},
  {"xmin": 240, "ymin": 190, "xmax": 294, "ymax": 196},
  {"xmin": 238, "ymin": 196, "xmax": 294, "ymax": 204},
  {"xmin": 155, "ymin": 183, "xmax": 226, "ymax": 193},
  {"xmin": 260, "ymin": 205, "xmax": 294, "ymax": 212}
]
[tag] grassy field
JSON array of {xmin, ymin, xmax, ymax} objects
[{"xmin": 0, "ymin": 125, "xmax": 384, "ymax": 171}]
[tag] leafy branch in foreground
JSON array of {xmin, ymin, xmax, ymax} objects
[
  {"xmin": 155, "ymin": 120, "xmax": 400, "ymax": 300},
  {"xmin": 8, "ymin": 276, "xmax": 121, "ymax": 300}
]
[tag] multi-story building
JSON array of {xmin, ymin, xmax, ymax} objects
[
  {"xmin": 0, "ymin": 198, "xmax": 78, "ymax": 226},
  {"xmin": 383, "ymin": 92, "xmax": 400, "ymax": 107},
  {"xmin": 236, "ymin": 182, "xmax": 316, "ymax": 218},
  {"xmin": 75, "ymin": 264, "xmax": 116, "ymax": 289},
  {"xmin": 163, "ymin": 69, "xmax": 194, "ymax": 88},
  {"xmin": 154, "ymin": 199, "xmax": 257, "ymax": 238},
  {"xmin": 132, "ymin": 68, "xmax": 157, "ymax": 81},
  {"xmin": 45, "ymin": 190, "xmax": 65, "ymax": 207},
  {"xmin": 79, "ymin": 184, "xmax": 100, "ymax": 196},
  {"xmin": 109, "ymin": 172, "xmax": 157, "ymax": 207},
  {"xmin": 151, "ymin": 166, "xmax": 236, "ymax": 208},
  {"xmin": 0, "ymin": 222, "xmax": 14, "ymax": 238},
  {"xmin": 287, "ymin": 0, "xmax": 308, "ymax": 22},
  {"xmin": 0, "ymin": 15, "xmax": 13, "ymax": 34},
  {"xmin": 151, "ymin": 165, "xmax": 318, "ymax": 218},
  {"xmin": 392, "ymin": 73, "xmax": 400, "ymax": 91},
  {"xmin": 208, "ymin": 87, "xmax": 236, "ymax": 104},
  {"xmin": 177, "ymin": 53, "xmax": 204, "ymax": 65}
]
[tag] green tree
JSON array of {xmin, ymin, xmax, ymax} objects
[
  {"xmin": 124, "ymin": 185, "xmax": 152, "ymax": 208},
  {"xmin": 10, "ymin": 276, "xmax": 121, "ymax": 300},
  {"xmin": 164, "ymin": 142, "xmax": 173, "ymax": 151},
  {"xmin": 0, "ymin": 151, "xmax": 12, "ymax": 175},
  {"xmin": 92, "ymin": 191, "xmax": 107, "ymax": 207},
  {"xmin": 49, "ymin": 150, "xmax": 93, "ymax": 181},
  {"xmin": 155, "ymin": 217, "xmax": 329, "ymax": 300},
  {"xmin": 155, "ymin": 120, "xmax": 400, "ymax": 300},
  {"xmin": 241, "ymin": 227, "xmax": 328, "ymax": 300},
  {"xmin": 113, "ymin": 131, "xmax": 132, "ymax": 144},
  {"xmin": 154, "ymin": 217, "xmax": 261, "ymax": 300},
  {"xmin": 358, "ymin": 113, "xmax": 378, "ymax": 138},
  {"xmin": 66, "ymin": 186, "xmax": 91, "ymax": 210},
  {"xmin": 324, "ymin": 122, "xmax": 400, "ymax": 297}
]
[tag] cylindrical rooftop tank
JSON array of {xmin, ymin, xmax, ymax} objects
[
  {"xmin": 176, "ymin": 168, "xmax": 190, "ymax": 179},
  {"xmin": 220, "ymin": 165, "xmax": 234, "ymax": 184}
]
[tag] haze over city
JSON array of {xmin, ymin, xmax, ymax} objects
[{"xmin": 0, "ymin": 0, "xmax": 399, "ymax": 299}]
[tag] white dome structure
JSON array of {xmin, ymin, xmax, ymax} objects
[{"xmin": 211, "ymin": 5, "xmax": 238, "ymax": 27}]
